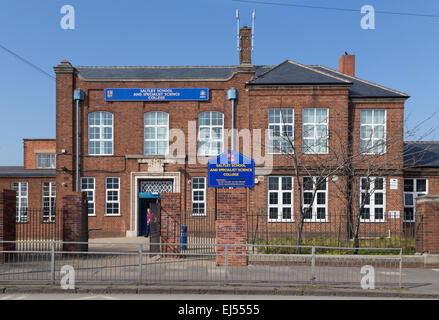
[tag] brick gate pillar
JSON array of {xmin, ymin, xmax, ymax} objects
[
  {"xmin": 62, "ymin": 192, "xmax": 88, "ymax": 252},
  {"xmin": 160, "ymin": 193, "xmax": 181, "ymax": 253},
  {"xmin": 216, "ymin": 188, "xmax": 248, "ymax": 266},
  {"xmin": 0, "ymin": 190, "xmax": 16, "ymax": 264},
  {"xmin": 416, "ymin": 194, "xmax": 439, "ymax": 254}
]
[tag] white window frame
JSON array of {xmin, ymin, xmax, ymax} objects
[
  {"xmin": 144, "ymin": 111, "xmax": 169, "ymax": 155},
  {"xmin": 403, "ymin": 178, "xmax": 428, "ymax": 222},
  {"xmin": 268, "ymin": 108, "xmax": 294, "ymax": 154},
  {"xmin": 36, "ymin": 153, "xmax": 56, "ymax": 169},
  {"xmin": 360, "ymin": 177, "xmax": 386, "ymax": 222},
  {"xmin": 88, "ymin": 111, "xmax": 114, "ymax": 155},
  {"xmin": 267, "ymin": 176, "xmax": 294, "ymax": 222},
  {"xmin": 81, "ymin": 177, "xmax": 95, "ymax": 216},
  {"xmin": 360, "ymin": 109, "xmax": 387, "ymax": 155},
  {"xmin": 191, "ymin": 177, "xmax": 206, "ymax": 216},
  {"xmin": 42, "ymin": 182, "xmax": 56, "ymax": 222},
  {"xmin": 105, "ymin": 177, "xmax": 120, "ymax": 216},
  {"xmin": 198, "ymin": 111, "xmax": 224, "ymax": 156},
  {"xmin": 302, "ymin": 176, "xmax": 328, "ymax": 222},
  {"xmin": 11, "ymin": 182, "xmax": 28, "ymax": 222},
  {"xmin": 302, "ymin": 108, "xmax": 329, "ymax": 154}
]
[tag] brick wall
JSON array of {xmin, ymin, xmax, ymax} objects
[
  {"xmin": 216, "ymin": 188, "xmax": 247, "ymax": 266},
  {"xmin": 62, "ymin": 192, "xmax": 88, "ymax": 252},
  {"xmin": 0, "ymin": 190, "xmax": 16, "ymax": 264},
  {"xmin": 416, "ymin": 194, "xmax": 439, "ymax": 254},
  {"xmin": 160, "ymin": 193, "xmax": 181, "ymax": 253},
  {"xmin": 23, "ymin": 139, "xmax": 56, "ymax": 169}
]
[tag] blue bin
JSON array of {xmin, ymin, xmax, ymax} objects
[{"xmin": 180, "ymin": 225, "xmax": 187, "ymax": 250}]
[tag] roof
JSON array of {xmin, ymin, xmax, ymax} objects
[
  {"xmin": 76, "ymin": 66, "xmax": 239, "ymax": 81},
  {"xmin": 248, "ymin": 60, "xmax": 351, "ymax": 86},
  {"xmin": 310, "ymin": 65, "xmax": 409, "ymax": 98},
  {"xmin": 404, "ymin": 142, "xmax": 439, "ymax": 168},
  {"xmin": 0, "ymin": 166, "xmax": 56, "ymax": 178},
  {"xmin": 73, "ymin": 59, "xmax": 409, "ymax": 99}
]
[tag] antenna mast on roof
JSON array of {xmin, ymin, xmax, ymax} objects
[
  {"xmin": 236, "ymin": 9, "xmax": 240, "ymax": 52},
  {"xmin": 251, "ymin": 9, "xmax": 256, "ymax": 52}
]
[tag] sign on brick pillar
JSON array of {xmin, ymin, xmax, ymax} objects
[
  {"xmin": 62, "ymin": 192, "xmax": 88, "ymax": 252},
  {"xmin": 0, "ymin": 190, "xmax": 16, "ymax": 264},
  {"xmin": 160, "ymin": 193, "xmax": 181, "ymax": 253},
  {"xmin": 216, "ymin": 188, "xmax": 248, "ymax": 267},
  {"xmin": 416, "ymin": 194, "xmax": 439, "ymax": 254}
]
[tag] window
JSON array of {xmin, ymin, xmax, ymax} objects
[
  {"xmin": 198, "ymin": 111, "xmax": 223, "ymax": 156},
  {"xmin": 267, "ymin": 176, "xmax": 293, "ymax": 222},
  {"xmin": 42, "ymin": 182, "xmax": 56, "ymax": 222},
  {"xmin": 106, "ymin": 177, "xmax": 120, "ymax": 216},
  {"xmin": 144, "ymin": 111, "xmax": 169, "ymax": 155},
  {"xmin": 81, "ymin": 177, "xmax": 95, "ymax": 216},
  {"xmin": 404, "ymin": 178, "xmax": 427, "ymax": 222},
  {"xmin": 302, "ymin": 177, "xmax": 328, "ymax": 222},
  {"xmin": 360, "ymin": 177, "xmax": 385, "ymax": 222},
  {"xmin": 360, "ymin": 109, "xmax": 386, "ymax": 154},
  {"xmin": 302, "ymin": 108, "xmax": 329, "ymax": 154},
  {"xmin": 88, "ymin": 111, "xmax": 113, "ymax": 155},
  {"xmin": 191, "ymin": 177, "xmax": 206, "ymax": 216},
  {"xmin": 268, "ymin": 108, "xmax": 293, "ymax": 154},
  {"xmin": 36, "ymin": 154, "xmax": 56, "ymax": 168},
  {"xmin": 11, "ymin": 182, "xmax": 28, "ymax": 222}
]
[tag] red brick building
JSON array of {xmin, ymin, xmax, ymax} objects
[{"xmin": 2, "ymin": 27, "xmax": 438, "ymax": 239}]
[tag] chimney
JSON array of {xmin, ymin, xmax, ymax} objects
[
  {"xmin": 339, "ymin": 54, "xmax": 355, "ymax": 77},
  {"xmin": 239, "ymin": 27, "xmax": 252, "ymax": 65}
]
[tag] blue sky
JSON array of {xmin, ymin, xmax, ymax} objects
[{"xmin": 1, "ymin": 0, "xmax": 439, "ymax": 165}]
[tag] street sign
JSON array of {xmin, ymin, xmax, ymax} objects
[
  {"xmin": 104, "ymin": 88, "xmax": 209, "ymax": 101},
  {"xmin": 208, "ymin": 151, "xmax": 255, "ymax": 188}
]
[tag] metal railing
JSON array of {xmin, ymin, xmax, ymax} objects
[{"xmin": 0, "ymin": 240, "xmax": 402, "ymax": 288}]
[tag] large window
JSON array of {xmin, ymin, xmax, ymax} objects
[
  {"xmin": 88, "ymin": 111, "xmax": 113, "ymax": 155},
  {"xmin": 302, "ymin": 108, "xmax": 329, "ymax": 154},
  {"xmin": 36, "ymin": 154, "xmax": 56, "ymax": 168},
  {"xmin": 81, "ymin": 177, "xmax": 95, "ymax": 216},
  {"xmin": 303, "ymin": 177, "xmax": 328, "ymax": 222},
  {"xmin": 360, "ymin": 177, "xmax": 385, "ymax": 222},
  {"xmin": 106, "ymin": 177, "xmax": 120, "ymax": 216},
  {"xmin": 404, "ymin": 178, "xmax": 427, "ymax": 222},
  {"xmin": 268, "ymin": 176, "xmax": 293, "ymax": 222},
  {"xmin": 198, "ymin": 111, "xmax": 223, "ymax": 156},
  {"xmin": 360, "ymin": 109, "xmax": 386, "ymax": 154},
  {"xmin": 42, "ymin": 182, "xmax": 56, "ymax": 222},
  {"xmin": 268, "ymin": 108, "xmax": 293, "ymax": 154},
  {"xmin": 11, "ymin": 182, "xmax": 28, "ymax": 222},
  {"xmin": 191, "ymin": 177, "xmax": 206, "ymax": 216},
  {"xmin": 144, "ymin": 111, "xmax": 169, "ymax": 155}
]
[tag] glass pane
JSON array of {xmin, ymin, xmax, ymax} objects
[
  {"xmin": 303, "ymin": 125, "xmax": 314, "ymax": 138},
  {"xmin": 304, "ymin": 192, "xmax": 313, "ymax": 205},
  {"xmin": 303, "ymin": 177, "xmax": 313, "ymax": 191},
  {"xmin": 360, "ymin": 110, "xmax": 372, "ymax": 124},
  {"xmin": 317, "ymin": 208, "xmax": 326, "ymax": 219},
  {"xmin": 375, "ymin": 208, "xmax": 384, "ymax": 220},
  {"xmin": 404, "ymin": 193, "xmax": 414, "ymax": 206},
  {"xmin": 268, "ymin": 177, "xmax": 279, "ymax": 190},
  {"xmin": 374, "ymin": 110, "xmax": 386, "ymax": 124},
  {"xmin": 145, "ymin": 127, "xmax": 155, "ymax": 139},
  {"xmin": 375, "ymin": 178, "xmax": 384, "ymax": 190},
  {"xmin": 361, "ymin": 125, "xmax": 372, "ymax": 139},
  {"xmin": 374, "ymin": 192, "xmax": 384, "ymax": 205},
  {"xmin": 317, "ymin": 192, "xmax": 325, "ymax": 204},
  {"xmin": 302, "ymin": 109, "xmax": 314, "ymax": 124},
  {"xmin": 282, "ymin": 192, "xmax": 291, "ymax": 205},
  {"xmin": 316, "ymin": 109, "xmax": 328, "ymax": 123},
  {"xmin": 404, "ymin": 208, "xmax": 414, "ymax": 221},
  {"xmin": 269, "ymin": 192, "xmax": 278, "ymax": 205},
  {"xmin": 269, "ymin": 207, "xmax": 278, "ymax": 220},
  {"xmin": 144, "ymin": 113, "xmax": 156, "ymax": 125},
  {"xmin": 156, "ymin": 112, "xmax": 168, "ymax": 125},
  {"xmin": 282, "ymin": 208, "xmax": 292, "ymax": 220},
  {"xmin": 360, "ymin": 208, "xmax": 370, "ymax": 220},
  {"xmin": 416, "ymin": 179, "xmax": 427, "ymax": 192},
  {"xmin": 157, "ymin": 127, "xmax": 167, "ymax": 139},
  {"xmin": 282, "ymin": 177, "xmax": 292, "ymax": 190},
  {"xmin": 304, "ymin": 208, "xmax": 312, "ymax": 219}
]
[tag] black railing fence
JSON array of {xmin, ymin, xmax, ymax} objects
[
  {"xmin": 177, "ymin": 210, "xmax": 419, "ymax": 254},
  {"xmin": 15, "ymin": 208, "xmax": 64, "ymax": 251}
]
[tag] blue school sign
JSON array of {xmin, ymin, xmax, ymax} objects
[
  {"xmin": 104, "ymin": 88, "xmax": 209, "ymax": 101},
  {"xmin": 208, "ymin": 151, "xmax": 255, "ymax": 188}
]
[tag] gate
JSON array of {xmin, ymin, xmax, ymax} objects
[{"xmin": 15, "ymin": 208, "xmax": 64, "ymax": 251}]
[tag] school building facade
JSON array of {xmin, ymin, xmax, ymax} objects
[{"xmin": 1, "ymin": 27, "xmax": 439, "ymax": 239}]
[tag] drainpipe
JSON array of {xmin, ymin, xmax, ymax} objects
[
  {"xmin": 227, "ymin": 88, "xmax": 238, "ymax": 151},
  {"xmin": 73, "ymin": 89, "xmax": 84, "ymax": 192}
]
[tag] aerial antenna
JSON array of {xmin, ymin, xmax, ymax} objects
[
  {"xmin": 236, "ymin": 9, "xmax": 240, "ymax": 52},
  {"xmin": 251, "ymin": 9, "xmax": 256, "ymax": 52}
]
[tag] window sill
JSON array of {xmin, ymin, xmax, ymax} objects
[{"xmin": 104, "ymin": 214, "xmax": 121, "ymax": 217}]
